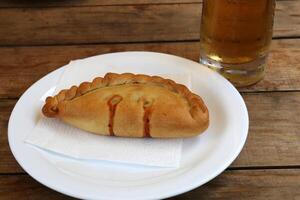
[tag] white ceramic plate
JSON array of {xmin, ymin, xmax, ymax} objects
[{"xmin": 8, "ymin": 52, "xmax": 248, "ymax": 200}]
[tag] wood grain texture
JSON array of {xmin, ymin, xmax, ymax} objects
[
  {"xmin": 0, "ymin": 39, "xmax": 299, "ymax": 98},
  {"xmin": 232, "ymin": 92, "xmax": 300, "ymax": 167},
  {"xmin": 1, "ymin": 92, "xmax": 300, "ymax": 173},
  {"xmin": 170, "ymin": 169, "xmax": 300, "ymax": 200},
  {"xmin": 273, "ymin": 0, "xmax": 300, "ymax": 38},
  {"xmin": 0, "ymin": 100, "xmax": 23, "ymax": 173},
  {"xmin": 0, "ymin": 1, "xmax": 299, "ymax": 46},
  {"xmin": 242, "ymin": 39, "xmax": 300, "ymax": 92},
  {"xmin": 0, "ymin": 4, "xmax": 201, "ymax": 45},
  {"xmin": 0, "ymin": 169, "xmax": 299, "ymax": 199},
  {"xmin": 0, "ymin": 175, "xmax": 73, "ymax": 200}
]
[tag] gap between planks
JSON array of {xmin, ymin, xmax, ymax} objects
[
  {"xmin": 0, "ymin": 36, "xmax": 298, "ymax": 48},
  {"xmin": 0, "ymin": 0, "xmax": 292, "ymax": 9},
  {"xmin": 0, "ymin": 165, "xmax": 300, "ymax": 176}
]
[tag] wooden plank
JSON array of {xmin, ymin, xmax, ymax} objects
[
  {"xmin": 0, "ymin": 169, "xmax": 299, "ymax": 199},
  {"xmin": 171, "ymin": 169, "xmax": 300, "ymax": 200},
  {"xmin": 0, "ymin": 4, "xmax": 201, "ymax": 45},
  {"xmin": 0, "ymin": 100, "xmax": 23, "ymax": 173},
  {"xmin": 0, "ymin": 39, "xmax": 299, "ymax": 98},
  {"xmin": 232, "ymin": 92, "xmax": 300, "ymax": 167},
  {"xmin": 1, "ymin": 92, "xmax": 300, "ymax": 173},
  {"xmin": 0, "ymin": 1, "xmax": 298, "ymax": 46},
  {"xmin": 0, "ymin": 175, "xmax": 72, "ymax": 200}
]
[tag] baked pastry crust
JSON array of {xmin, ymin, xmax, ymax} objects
[{"xmin": 42, "ymin": 73, "xmax": 209, "ymax": 138}]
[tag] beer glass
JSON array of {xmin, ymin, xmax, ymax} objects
[{"xmin": 199, "ymin": 0, "xmax": 275, "ymax": 87}]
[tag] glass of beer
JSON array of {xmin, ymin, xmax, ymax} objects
[{"xmin": 199, "ymin": 0, "xmax": 275, "ymax": 87}]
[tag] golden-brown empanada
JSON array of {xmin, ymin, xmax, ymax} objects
[{"xmin": 42, "ymin": 73, "xmax": 209, "ymax": 138}]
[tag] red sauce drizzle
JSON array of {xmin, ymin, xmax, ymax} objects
[
  {"xmin": 143, "ymin": 106, "xmax": 152, "ymax": 138},
  {"xmin": 107, "ymin": 95, "xmax": 122, "ymax": 136}
]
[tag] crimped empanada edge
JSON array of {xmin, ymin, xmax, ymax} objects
[{"xmin": 42, "ymin": 72, "xmax": 209, "ymax": 124}]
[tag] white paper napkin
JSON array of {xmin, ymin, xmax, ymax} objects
[{"xmin": 25, "ymin": 57, "xmax": 192, "ymax": 167}]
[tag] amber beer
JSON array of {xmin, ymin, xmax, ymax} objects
[{"xmin": 199, "ymin": 0, "xmax": 275, "ymax": 87}]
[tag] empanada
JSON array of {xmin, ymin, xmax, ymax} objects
[{"xmin": 42, "ymin": 73, "xmax": 209, "ymax": 138}]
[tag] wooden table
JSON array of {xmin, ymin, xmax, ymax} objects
[{"xmin": 1, "ymin": 0, "xmax": 299, "ymax": 199}]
